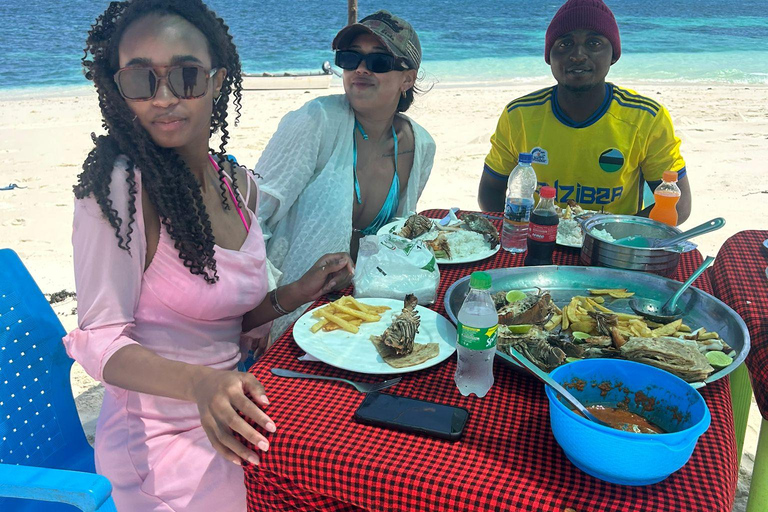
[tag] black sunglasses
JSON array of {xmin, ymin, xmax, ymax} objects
[
  {"xmin": 114, "ymin": 65, "xmax": 219, "ymax": 101},
  {"xmin": 334, "ymin": 50, "xmax": 409, "ymax": 73}
]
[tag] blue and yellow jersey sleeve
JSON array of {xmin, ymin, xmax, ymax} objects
[
  {"xmin": 484, "ymin": 107, "xmax": 518, "ymax": 181},
  {"xmin": 641, "ymin": 105, "xmax": 687, "ymax": 183}
]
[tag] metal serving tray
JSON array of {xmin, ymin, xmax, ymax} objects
[{"xmin": 444, "ymin": 266, "xmax": 750, "ymax": 388}]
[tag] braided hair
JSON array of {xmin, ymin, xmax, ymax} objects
[{"xmin": 75, "ymin": 0, "xmax": 244, "ymax": 283}]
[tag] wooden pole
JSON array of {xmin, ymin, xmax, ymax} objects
[{"xmin": 347, "ymin": 0, "xmax": 357, "ymax": 25}]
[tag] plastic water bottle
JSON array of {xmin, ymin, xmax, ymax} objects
[
  {"xmin": 524, "ymin": 185, "xmax": 559, "ymax": 266},
  {"xmin": 501, "ymin": 152, "xmax": 538, "ymax": 253},
  {"xmin": 455, "ymin": 271, "xmax": 498, "ymax": 398},
  {"xmin": 649, "ymin": 171, "xmax": 681, "ymax": 226}
]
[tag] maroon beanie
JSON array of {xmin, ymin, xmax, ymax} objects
[{"xmin": 544, "ymin": 0, "xmax": 621, "ymax": 64}]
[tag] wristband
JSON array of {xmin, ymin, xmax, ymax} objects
[{"xmin": 270, "ymin": 288, "xmax": 291, "ymax": 316}]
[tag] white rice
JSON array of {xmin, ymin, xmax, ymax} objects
[
  {"xmin": 591, "ymin": 228, "xmax": 616, "ymax": 243},
  {"xmin": 443, "ymin": 230, "xmax": 489, "ymax": 258},
  {"xmin": 557, "ymin": 218, "xmax": 584, "ymax": 246}
]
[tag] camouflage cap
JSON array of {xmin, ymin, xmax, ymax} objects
[{"xmin": 332, "ymin": 10, "xmax": 422, "ymax": 70}]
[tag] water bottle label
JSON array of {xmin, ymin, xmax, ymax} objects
[
  {"xmin": 504, "ymin": 200, "xmax": 531, "ymax": 224},
  {"xmin": 457, "ymin": 322, "xmax": 498, "ymax": 350},
  {"xmin": 528, "ymin": 223, "xmax": 557, "ymax": 242}
]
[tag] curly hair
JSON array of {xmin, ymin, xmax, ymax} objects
[{"xmin": 75, "ymin": 0, "xmax": 244, "ymax": 283}]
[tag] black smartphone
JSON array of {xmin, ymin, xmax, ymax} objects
[{"xmin": 354, "ymin": 392, "xmax": 469, "ymax": 441}]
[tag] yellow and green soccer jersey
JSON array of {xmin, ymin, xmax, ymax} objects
[{"xmin": 484, "ymin": 83, "xmax": 686, "ymax": 214}]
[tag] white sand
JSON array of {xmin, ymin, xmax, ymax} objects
[{"xmin": 2, "ymin": 81, "xmax": 766, "ymax": 510}]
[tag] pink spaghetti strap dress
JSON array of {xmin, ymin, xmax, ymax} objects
[{"xmin": 63, "ymin": 156, "xmax": 267, "ymax": 511}]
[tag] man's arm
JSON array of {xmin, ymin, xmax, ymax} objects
[
  {"xmin": 478, "ymin": 171, "xmax": 508, "ymax": 212},
  {"xmin": 637, "ymin": 175, "xmax": 692, "ymax": 225}
]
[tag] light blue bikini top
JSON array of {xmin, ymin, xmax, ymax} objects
[{"xmin": 353, "ymin": 119, "xmax": 400, "ymax": 236}]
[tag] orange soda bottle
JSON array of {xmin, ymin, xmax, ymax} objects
[{"xmin": 649, "ymin": 171, "xmax": 681, "ymax": 226}]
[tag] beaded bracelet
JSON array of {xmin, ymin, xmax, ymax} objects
[{"xmin": 270, "ymin": 288, "xmax": 291, "ymax": 316}]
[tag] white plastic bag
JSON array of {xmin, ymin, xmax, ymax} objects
[{"xmin": 353, "ymin": 234, "xmax": 439, "ymax": 305}]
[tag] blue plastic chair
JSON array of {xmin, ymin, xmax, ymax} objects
[{"xmin": 0, "ymin": 249, "xmax": 116, "ymax": 511}]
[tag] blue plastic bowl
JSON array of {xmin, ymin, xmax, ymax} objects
[{"xmin": 546, "ymin": 359, "xmax": 711, "ymax": 486}]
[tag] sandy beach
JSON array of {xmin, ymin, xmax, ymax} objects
[{"xmin": 1, "ymin": 80, "xmax": 766, "ymax": 510}]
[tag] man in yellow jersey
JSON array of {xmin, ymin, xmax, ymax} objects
[{"xmin": 478, "ymin": 0, "xmax": 692, "ymax": 224}]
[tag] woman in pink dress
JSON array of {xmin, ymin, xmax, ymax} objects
[{"xmin": 63, "ymin": 1, "xmax": 353, "ymax": 510}]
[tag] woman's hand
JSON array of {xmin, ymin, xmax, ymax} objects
[
  {"xmin": 191, "ymin": 368, "xmax": 276, "ymax": 466},
  {"xmin": 283, "ymin": 253, "xmax": 355, "ymax": 308}
]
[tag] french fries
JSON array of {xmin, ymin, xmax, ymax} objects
[
  {"xmin": 588, "ymin": 288, "xmax": 635, "ymax": 298},
  {"xmin": 317, "ymin": 310, "xmax": 361, "ymax": 333},
  {"xmin": 310, "ymin": 318, "xmax": 329, "ymax": 333},
  {"xmin": 309, "ymin": 296, "xmax": 390, "ymax": 334},
  {"xmin": 651, "ymin": 319, "xmax": 683, "ymax": 337},
  {"xmin": 545, "ymin": 293, "xmax": 693, "ymax": 342}
]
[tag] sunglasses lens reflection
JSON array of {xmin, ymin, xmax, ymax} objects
[
  {"xmin": 118, "ymin": 68, "xmax": 154, "ymax": 100},
  {"xmin": 169, "ymin": 67, "xmax": 207, "ymax": 98},
  {"xmin": 117, "ymin": 66, "xmax": 209, "ymax": 100}
]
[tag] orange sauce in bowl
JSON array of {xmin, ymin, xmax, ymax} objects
[{"xmin": 585, "ymin": 405, "xmax": 665, "ymax": 434}]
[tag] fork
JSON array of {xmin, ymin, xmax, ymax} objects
[{"xmin": 270, "ymin": 368, "xmax": 402, "ymax": 393}]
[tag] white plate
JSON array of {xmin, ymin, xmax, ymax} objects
[
  {"xmin": 556, "ymin": 215, "xmax": 590, "ymax": 248},
  {"xmin": 376, "ymin": 219, "xmax": 500, "ymax": 265},
  {"xmin": 556, "ymin": 236, "xmax": 583, "ymax": 249},
  {"xmin": 293, "ymin": 298, "xmax": 457, "ymax": 375}
]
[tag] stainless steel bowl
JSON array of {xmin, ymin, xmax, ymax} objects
[{"xmin": 580, "ymin": 215, "xmax": 682, "ymax": 276}]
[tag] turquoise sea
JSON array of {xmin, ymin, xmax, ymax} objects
[{"xmin": 1, "ymin": 0, "xmax": 767, "ymax": 92}]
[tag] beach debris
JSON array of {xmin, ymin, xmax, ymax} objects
[
  {"xmin": 47, "ymin": 290, "xmax": 76, "ymax": 304},
  {"xmin": 1, "ymin": 183, "xmax": 27, "ymax": 191}
]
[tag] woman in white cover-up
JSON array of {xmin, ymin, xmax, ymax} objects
[{"xmin": 257, "ymin": 10, "xmax": 436, "ymax": 337}]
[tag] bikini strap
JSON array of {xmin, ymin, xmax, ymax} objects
[
  {"xmin": 208, "ymin": 154, "xmax": 250, "ymax": 233},
  {"xmin": 352, "ymin": 121, "xmax": 398, "ymax": 205},
  {"xmin": 244, "ymin": 168, "xmax": 253, "ymax": 207}
]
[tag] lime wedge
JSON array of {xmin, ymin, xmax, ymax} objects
[
  {"xmin": 706, "ymin": 351, "xmax": 733, "ymax": 369},
  {"xmin": 505, "ymin": 290, "xmax": 527, "ymax": 303},
  {"xmin": 506, "ymin": 324, "xmax": 532, "ymax": 334},
  {"xmin": 572, "ymin": 331, "xmax": 591, "ymax": 341},
  {"xmin": 565, "ymin": 357, "xmax": 583, "ymax": 363}
]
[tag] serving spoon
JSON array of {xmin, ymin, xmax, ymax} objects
[
  {"xmin": 505, "ymin": 347, "xmax": 611, "ymax": 428},
  {"xmin": 629, "ymin": 256, "xmax": 715, "ymax": 324},
  {"xmin": 615, "ymin": 217, "xmax": 725, "ymax": 249}
]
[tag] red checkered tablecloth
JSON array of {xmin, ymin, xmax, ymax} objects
[
  {"xmin": 244, "ymin": 210, "xmax": 737, "ymax": 512},
  {"xmin": 710, "ymin": 230, "xmax": 768, "ymax": 419}
]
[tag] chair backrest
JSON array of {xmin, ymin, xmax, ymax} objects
[{"xmin": 0, "ymin": 249, "xmax": 93, "ymax": 472}]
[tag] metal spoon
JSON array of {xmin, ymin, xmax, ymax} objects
[
  {"xmin": 615, "ymin": 217, "xmax": 725, "ymax": 249},
  {"xmin": 629, "ymin": 256, "xmax": 715, "ymax": 324},
  {"xmin": 505, "ymin": 347, "xmax": 612, "ymax": 428}
]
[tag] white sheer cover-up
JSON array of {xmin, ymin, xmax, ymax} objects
[{"xmin": 256, "ymin": 94, "xmax": 436, "ymax": 337}]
